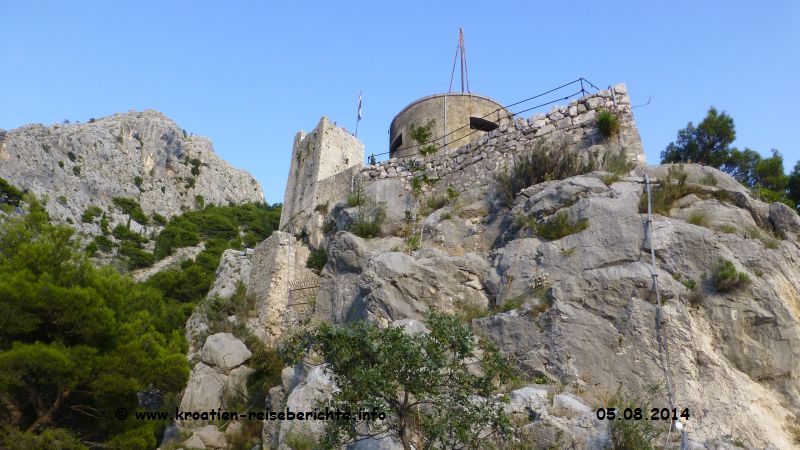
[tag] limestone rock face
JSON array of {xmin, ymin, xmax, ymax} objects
[
  {"xmin": 472, "ymin": 167, "xmax": 800, "ymax": 449},
  {"xmin": 0, "ymin": 110, "xmax": 263, "ymax": 238},
  {"xmin": 201, "ymin": 332, "xmax": 252, "ymax": 370},
  {"xmin": 179, "ymin": 362, "xmax": 226, "ymax": 412},
  {"xmin": 207, "ymin": 248, "xmax": 253, "ymax": 299},
  {"xmin": 277, "ymin": 365, "xmax": 335, "ymax": 448},
  {"xmin": 316, "ymin": 231, "xmax": 490, "ymax": 326},
  {"xmin": 270, "ymin": 163, "xmax": 800, "ymax": 449}
]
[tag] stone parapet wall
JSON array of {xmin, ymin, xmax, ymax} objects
[
  {"xmin": 358, "ymin": 83, "xmax": 644, "ymax": 197},
  {"xmin": 280, "ymin": 117, "xmax": 363, "ymax": 234}
]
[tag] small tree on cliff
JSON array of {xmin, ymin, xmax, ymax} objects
[{"xmin": 282, "ymin": 310, "xmax": 512, "ymax": 450}]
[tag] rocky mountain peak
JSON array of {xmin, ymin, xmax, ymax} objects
[{"xmin": 0, "ymin": 110, "xmax": 264, "ymax": 237}]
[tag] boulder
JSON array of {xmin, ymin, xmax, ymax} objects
[
  {"xmin": 552, "ymin": 393, "xmax": 592, "ymax": 414},
  {"xmin": 179, "ymin": 362, "xmax": 226, "ymax": 412},
  {"xmin": 278, "ymin": 365, "xmax": 335, "ymax": 447},
  {"xmin": 223, "ymin": 365, "xmax": 256, "ymax": 406},
  {"xmin": 193, "ymin": 424, "xmax": 227, "ymax": 448},
  {"xmin": 201, "ymin": 333, "xmax": 251, "ymax": 370},
  {"xmin": 181, "ymin": 434, "xmax": 207, "ymax": 449},
  {"xmin": 207, "ymin": 249, "xmax": 252, "ymax": 299}
]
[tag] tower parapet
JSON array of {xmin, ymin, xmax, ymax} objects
[
  {"xmin": 280, "ymin": 117, "xmax": 363, "ymax": 243},
  {"xmin": 389, "ymin": 93, "xmax": 511, "ymax": 159}
]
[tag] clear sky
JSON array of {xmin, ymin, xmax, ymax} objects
[{"xmin": 2, "ymin": 1, "xmax": 798, "ymax": 203}]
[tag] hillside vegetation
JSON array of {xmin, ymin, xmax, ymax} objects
[{"xmin": 0, "ymin": 183, "xmax": 280, "ymax": 449}]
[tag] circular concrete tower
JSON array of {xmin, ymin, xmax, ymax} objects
[{"xmin": 389, "ymin": 93, "xmax": 509, "ymax": 159}]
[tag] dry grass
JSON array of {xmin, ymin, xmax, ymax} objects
[
  {"xmin": 686, "ymin": 210, "xmax": 710, "ymax": 227},
  {"xmin": 495, "ymin": 139, "xmax": 596, "ymax": 206}
]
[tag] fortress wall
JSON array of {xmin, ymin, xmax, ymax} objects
[
  {"xmin": 279, "ymin": 117, "xmax": 363, "ymax": 234},
  {"xmin": 358, "ymin": 83, "xmax": 644, "ymax": 197}
]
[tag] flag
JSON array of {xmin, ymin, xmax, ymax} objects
[{"xmin": 357, "ymin": 92, "xmax": 362, "ymax": 121}]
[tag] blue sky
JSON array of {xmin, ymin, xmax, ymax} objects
[{"xmin": 2, "ymin": 1, "xmax": 798, "ymax": 203}]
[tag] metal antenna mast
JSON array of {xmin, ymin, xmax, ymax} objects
[{"xmin": 448, "ymin": 28, "xmax": 470, "ymax": 93}]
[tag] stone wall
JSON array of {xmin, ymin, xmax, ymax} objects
[
  {"xmin": 279, "ymin": 117, "xmax": 363, "ymax": 235},
  {"xmin": 359, "ymin": 83, "xmax": 644, "ymax": 197},
  {"xmin": 247, "ymin": 231, "xmax": 317, "ymax": 344}
]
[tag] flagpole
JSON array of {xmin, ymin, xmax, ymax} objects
[{"xmin": 355, "ymin": 90, "xmax": 362, "ymax": 138}]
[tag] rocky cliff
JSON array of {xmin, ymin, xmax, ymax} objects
[
  {"xmin": 176, "ymin": 88, "xmax": 800, "ymax": 449},
  {"xmin": 0, "ymin": 110, "xmax": 264, "ymax": 238}
]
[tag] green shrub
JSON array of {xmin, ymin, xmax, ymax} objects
[
  {"xmin": 495, "ymin": 140, "xmax": 596, "ymax": 206},
  {"xmin": 118, "ymin": 241, "xmax": 155, "ymax": 269},
  {"xmin": 314, "ymin": 202, "xmax": 329, "ymax": 214},
  {"xmin": 72, "ymin": 166, "xmax": 81, "ymax": 176},
  {"xmin": 322, "ymin": 220, "xmax": 336, "ymax": 235},
  {"xmin": 528, "ymin": 211, "xmax": 589, "ymax": 240},
  {"xmin": 607, "ymin": 391, "xmax": 660, "ymax": 450},
  {"xmin": 306, "ymin": 248, "xmax": 328, "ymax": 274},
  {"xmin": 151, "ymin": 212, "xmax": 167, "ymax": 226},
  {"xmin": 93, "ymin": 235, "xmax": 114, "ymax": 252},
  {"xmin": 154, "ymin": 216, "xmax": 201, "ymax": 259},
  {"xmin": 713, "ymin": 259, "xmax": 750, "ymax": 292},
  {"xmin": 499, "ymin": 296, "xmax": 525, "ymax": 313},
  {"xmin": 112, "ymin": 197, "xmax": 149, "ymax": 225},
  {"xmin": 57, "ymin": 195, "xmax": 68, "ymax": 204},
  {"xmin": 195, "ymin": 195, "xmax": 205, "ymax": 209},
  {"xmin": 346, "ymin": 185, "xmax": 365, "ymax": 207},
  {"xmin": 596, "ymin": 109, "xmax": 620, "ymax": 138},
  {"xmin": 81, "ymin": 205, "xmax": 103, "ymax": 223},
  {"xmin": 711, "ymin": 189, "xmax": 736, "ymax": 204},
  {"xmin": 411, "ymin": 176, "xmax": 424, "ymax": 196},
  {"xmin": 58, "ymin": 160, "xmax": 65, "ymax": 168},
  {"xmin": 185, "ymin": 177, "xmax": 196, "ymax": 189},
  {"xmin": 99, "ymin": 214, "xmax": 109, "ymax": 234},
  {"xmin": 284, "ymin": 430, "xmax": 317, "ymax": 450},
  {"xmin": 718, "ymin": 224, "xmax": 737, "ymax": 234},
  {"xmin": 426, "ymin": 195, "xmax": 448, "ymax": 211},
  {"xmin": 410, "ymin": 119, "xmax": 437, "ymax": 156},
  {"xmin": 638, "ymin": 167, "xmax": 693, "ymax": 215},
  {"xmin": 348, "ymin": 204, "xmax": 385, "ymax": 239},
  {"xmin": 602, "ymin": 149, "xmax": 635, "ymax": 175},
  {"xmin": 419, "ymin": 144, "xmax": 438, "ymax": 156},
  {"xmin": 67, "ymin": 151, "xmax": 77, "ymax": 162},
  {"xmin": 687, "ymin": 211, "xmax": 710, "ymax": 227},
  {"xmin": 154, "ymin": 202, "xmax": 280, "ymax": 259},
  {"xmin": 244, "ymin": 334, "xmax": 286, "ymax": 400},
  {"xmin": 112, "ymin": 224, "xmax": 147, "ymax": 244},
  {"xmin": 700, "ymin": 173, "xmax": 718, "ymax": 186},
  {"xmin": 744, "ymin": 226, "xmax": 782, "ymax": 249},
  {"xmin": 599, "ymin": 173, "xmax": 621, "ymax": 186},
  {"xmin": 0, "ymin": 427, "xmax": 87, "ymax": 450},
  {"xmin": 446, "ymin": 186, "xmax": 459, "ymax": 201},
  {"xmin": 133, "ymin": 176, "xmax": 143, "ymax": 188},
  {"xmin": 0, "ymin": 177, "xmax": 24, "ymax": 206},
  {"xmin": 404, "ymin": 160, "xmax": 424, "ymax": 173},
  {"xmin": 404, "ymin": 233, "xmax": 421, "ymax": 252}
]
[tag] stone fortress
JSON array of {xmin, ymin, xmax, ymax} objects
[
  {"xmin": 180, "ymin": 79, "xmax": 800, "ymax": 449},
  {"xmin": 260, "ymin": 82, "xmax": 644, "ymax": 342}
]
